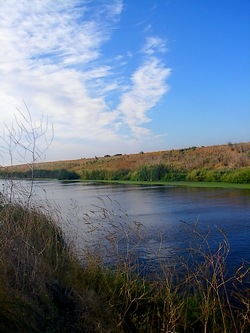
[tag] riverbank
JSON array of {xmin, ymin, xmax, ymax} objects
[
  {"xmin": 95, "ymin": 179, "xmax": 250, "ymax": 189},
  {"xmin": 1, "ymin": 200, "xmax": 250, "ymax": 332},
  {"xmin": 2, "ymin": 142, "xmax": 250, "ymax": 185},
  {"xmin": 2, "ymin": 176, "xmax": 250, "ymax": 190}
]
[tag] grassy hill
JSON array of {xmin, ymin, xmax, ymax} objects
[{"xmin": 5, "ymin": 142, "xmax": 250, "ymax": 172}]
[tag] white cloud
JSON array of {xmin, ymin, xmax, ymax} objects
[
  {"xmin": 116, "ymin": 55, "xmax": 171, "ymax": 137},
  {"xmin": 142, "ymin": 36, "xmax": 168, "ymax": 55},
  {"xmin": 0, "ymin": 0, "xmax": 171, "ymax": 162}
]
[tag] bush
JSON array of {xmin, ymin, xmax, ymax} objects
[
  {"xmin": 85, "ymin": 169, "xmax": 110, "ymax": 180},
  {"xmin": 163, "ymin": 171, "xmax": 187, "ymax": 181},
  {"xmin": 131, "ymin": 164, "xmax": 170, "ymax": 181},
  {"xmin": 111, "ymin": 168, "xmax": 131, "ymax": 180},
  {"xmin": 150, "ymin": 164, "xmax": 169, "ymax": 181},
  {"xmin": 221, "ymin": 168, "xmax": 250, "ymax": 183},
  {"xmin": 57, "ymin": 169, "xmax": 80, "ymax": 180},
  {"xmin": 134, "ymin": 165, "xmax": 151, "ymax": 181},
  {"xmin": 186, "ymin": 168, "xmax": 250, "ymax": 184},
  {"xmin": 187, "ymin": 169, "xmax": 204, "ymax": 181}
]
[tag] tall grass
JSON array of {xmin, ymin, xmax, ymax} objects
[{"xmin": 0, "ymin": 196, "xmax": 250, "ymax": 332}]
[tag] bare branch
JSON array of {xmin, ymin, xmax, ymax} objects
[{"xmin": 0, "ymin": 103, "xmax": 53, "ymax": 205}]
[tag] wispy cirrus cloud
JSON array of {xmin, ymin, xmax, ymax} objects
[
  {"xmin": 0, "ymin": 0, "xmax": 171, "ymax": 161},
  {"xmin": 0, "ymin": 0, "xmax": 122, "ymax": 68},
  {"xmin": 116, "ymin": 37, "xmax": 171, "ymax": 137},
  {"xmin": 142, "ymin": 36, "xmax": 168, "ymax": 55}
]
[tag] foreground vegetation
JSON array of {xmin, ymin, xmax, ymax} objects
[{"xmin": 1, "ymin": 197, "xmax": 250, "ymax": 332}]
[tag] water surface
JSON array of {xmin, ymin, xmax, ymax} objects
[{"xmin": 2, "ymin": 180, "xmax": 250, "ymax": 273}]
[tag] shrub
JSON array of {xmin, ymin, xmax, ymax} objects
[
  {"xmin": 88, "ymin": 169, "xmax": 110, "ymax": 180},
  {"xmin": 57, "ymin": 169, "xmax": 80, "ymax": 180},
  {"xmin": 131, "ymin": 164, "xmax": 171, "ymax": 181},
  {"xmin": 132, "ymin": 165, "xmax": 151, "ymax": 181},
  {"xmin": 111, "ymin": 168, "xmax": 131, "ymax": 180},
  {"xmin": 221, "ymin": 168, "xmax": 250, "ymax": 183},
  {"xmin": 150, "ymin": 164, "xmax": 169, "ymax": 181},
  {"xmin": 163, "ymin": 171, "xmax": 187, "ymax": 181},
  {"xmin": 187, "ymin": 169, "xmax": 204, "ymax": 181}
]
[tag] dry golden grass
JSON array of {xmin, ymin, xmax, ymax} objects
[{"xmin": 4, "ymin": 142, "xmax": 250, "ymax": 175}]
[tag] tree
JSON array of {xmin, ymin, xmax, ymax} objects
[{"xmin": 0, "ymin": 103, "xmax": 53, "ymax": 204}]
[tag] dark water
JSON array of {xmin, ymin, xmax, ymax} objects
[{"xmin": 2, "ymin": 180, "xmax": 250, "ymax": 274}]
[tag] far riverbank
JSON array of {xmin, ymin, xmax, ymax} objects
[{"xmin": 86, "ymin": 179, "xmax": 250, "ymax": 190}]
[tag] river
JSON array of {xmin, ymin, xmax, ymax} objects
[{"xmin": 1, "ymin": 179, "xmax": 250, "ymax": 275}]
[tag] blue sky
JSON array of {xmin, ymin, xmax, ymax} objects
[{"xmin": 0, "ymin": 0, "xmax": 249, "ymax": 164}]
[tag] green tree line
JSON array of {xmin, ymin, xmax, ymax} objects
[
  {"xmin": 1, "ymin": 164, "xmax": 250, "ymax": 183},
  {"xmin": 81, "ymin": 164, "xmax": 250, "ymax": 184},
  {"xmin": 0, "ymin": 169, "xmax": 79, "ymax": 180}
]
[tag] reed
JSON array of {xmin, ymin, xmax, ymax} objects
[{"xmin": 0, "ymin": 197, "xmax": 249, "ymax": 332}]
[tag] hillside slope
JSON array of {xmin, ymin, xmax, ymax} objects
[{"xmin": 4, "ymin": 142, "xmax": 250, "ymax": 174}]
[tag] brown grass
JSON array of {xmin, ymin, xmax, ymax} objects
[{"xmin": 3, "ymin": 142, "xmax": 250, "ymax": 176}]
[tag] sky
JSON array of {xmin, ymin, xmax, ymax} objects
[{"xmin": 0, "ymin": 0, "xmax": 249, "ymax": 164}]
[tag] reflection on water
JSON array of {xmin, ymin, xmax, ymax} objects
[{"xmin": 1, "ymin": 180, "xmax": 250, "ymax": 274}]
